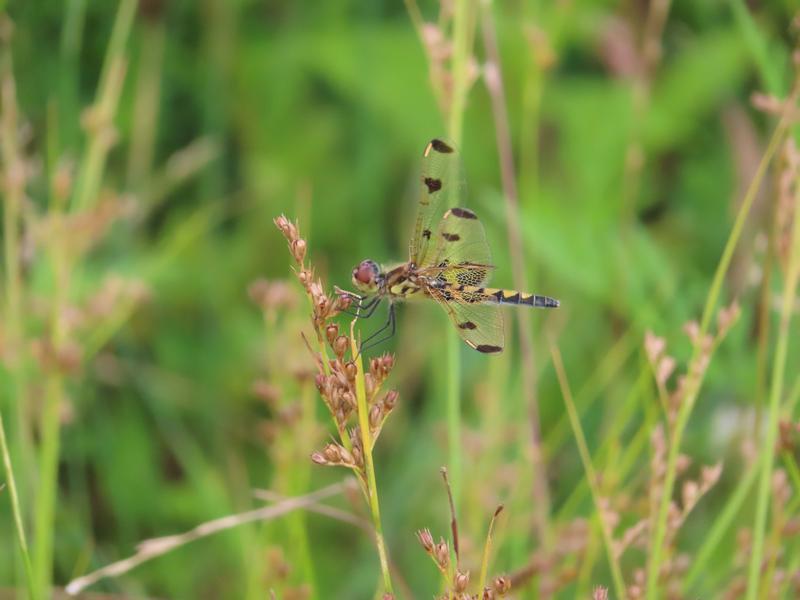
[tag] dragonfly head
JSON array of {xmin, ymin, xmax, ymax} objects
[{"xmin": 352, "ymin": 259, "xmax": 382, "ymax": 294}]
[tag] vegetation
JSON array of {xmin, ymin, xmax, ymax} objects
[{"xmin": 1, "ymin": 1, "xmax": 799, "ymax": 598}]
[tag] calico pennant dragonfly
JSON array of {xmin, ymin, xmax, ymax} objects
[{"xmin": 348, "ymin": 138, "xmax": 559, "ymax": 354}]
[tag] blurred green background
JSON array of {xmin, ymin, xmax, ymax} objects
[{"xmin": 1, "ymin": 0, "xmax": 799, "ymax": 598}]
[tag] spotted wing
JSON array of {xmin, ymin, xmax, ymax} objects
[
  {"xmin": 418, "ymin": 206, "xmax": 494, "ymax": 286},
  {"xmin": 428, "ymin": 286, "xmax": 505, "ymax": 354},
  {"xmin": 409, "ymin": 139, "xmax": 463, "ymax": 268}
]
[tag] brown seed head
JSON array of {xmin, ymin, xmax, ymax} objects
[
  {"xmin": 493, "ymin": 575, "xmax": 511, "ymax": 594},
  {"xmin": 340, "ymin": 390, "xmax": 355, "ymax": 410},
  {"xmin": 369, "ymin": 404, "xmax": 382, "ymax": 430},
  {"xmin": 435, "ymin": 539, "xmax": 450, "ymax": 570},
  {"xmin": 416, "ymin": 528, "xmax": 435, "ymax": 553},
  {"xmin": 333, "ymin": 336, "xmax": 349, "ymax": 358},
  {"xmin": 383, "ymin": 390, "xmax": 399, "ymax": 411},
  {"xmin": 274, "ymin": 215, "xmax": 298, "ymax": 241},
  {"xmin": 593, "ymin": 586, "xmax": 609, "ymax": 600},
  {"xmin": 364, "ymin": 373, "xmax": 376, "ymax": 398},
  {"xmin": 454, "ymin": 570, "xmax": 470, "ymax": 593},
  {"xmin": 344, "ymin": 361, "xmax": 357, "ymax": 381},
  {"xmin": 482, "ymin": 588, "xmax": 496, "ymax": 600},
  {"xmin": 326, "ymin": 324, "xmax": 339, "ymax": 346},
  {"xmin": 323, "ymin": 443, "xmax": 342, "ymax": 463},
  {"xmin": 291, "ymin": 239, "xmax": 307, "ymax": 263},
  {"xmin": 310, "ymin": 452, "xmax": 328, "ymax": 465}
]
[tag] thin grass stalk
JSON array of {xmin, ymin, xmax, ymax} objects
[
  {"xmin": 551, "ymin": 345, "xmax": 627, "ymax": 599},
  {"xmin": 753, "ymin": 182, "xmax": 778, "ymax": 434},
  {"xmin": 683, "ymin": 461, "xmax": 758, "ymax": 590},
  {"xmin": 33, "ymin": 166, "xmax": 71, "ymax": 599},
  {"xmin": 0, "ymin": 33, "xmax": 36, "ymax": 597},
  {"xmin": 477, "ymin": 505, "xmax": 503, "ymax": 590},
  {"xmin": 58, "ymin": 0, "xmax": 87, "ymax": 149},
  {"xmin": 72, "ymin": 0, "xmax": 137, "ymax": 212},
  {"xmin": 480, "ymin": 0, "xmax": 551, "ymax": 547},
  {"xmin": 444, "ymin": 0, "xmax": 474, "ymax": 512},
  {"xmin": 0, "ymin": 410, "xmax": 34, "ymax": 598},
  {"xmin": 645, "ymin": 93, "xmax": 795, "ymax": 599},
  {"xmin": 126, "ymin": 16, "xmax": 165, "ymax": 189},
  {"xmin": 745, "ymin": 135, "xmax": 800, "ymax": 599},
  {"xmin": 349, "ymin": 328, "xmax": 393, "ymax": 595}
]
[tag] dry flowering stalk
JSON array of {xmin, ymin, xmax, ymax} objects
[
  {"xmin": 415, "ymin": 490, "xmax": 512, "ymax": 599},
  {"xmin": 274, "ymin": 214, "xmax": 396, "ymax": 594},
  {"xmin": 601, "ymin": 421, "xmax": 723, "ymax": 596},
  {"xmin": 644, "ymin": 300, "xmax": 741, "ymax": 431}
]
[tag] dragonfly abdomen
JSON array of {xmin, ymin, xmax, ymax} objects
[{"xmin": 455, "ymin": 285, "xmax": 560, "ymax": 308}]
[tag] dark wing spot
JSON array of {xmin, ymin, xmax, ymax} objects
[
  {"xmin": 475, "ymin": 344, "xmax": 503, "ymax": 354},
  {"xmin": 449, "ymin": 207, "xmax": 477, "ymax": 220},
  {"xmin": 441, "ymin": 290, "xmax": 454, "ymax": 301},
  {"xmin": 422, "ymin": 229, "xmax": 432, "ymax": 240},
  {"xmin": 430, "ymin": 139, "xmax": 454, "ymax": 153},
  {"xmin": 442, "ymin": 232, "xmax": 460, "ymax": 242},
  {"xmin": 458, "ymin": 321, "xmax": 477, "ymax": 330},
  {"xmin": 423, "ymin": 177, "xmax": 442, "ymax": 193}
]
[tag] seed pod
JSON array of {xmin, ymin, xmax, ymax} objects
[
  {"xmin": 326, "ymin": 324, "xmax": 339, "ymax": 346},
  {"xmin": 454, "ymin": 570, "xmax": 470, "ymax": 593},
  {"xmin": 291, "ymin": 239, "xmax": 307, "ymax": 262},
  {"xmin": 435, "ymin": 540, "xmax": 450, "ymax": 570},
  {"xmin": 333, "ymin": 336, "xmax": 349, "ymax": 358},
  {"xmin": 310, "ymin": 452, "xmax": 328, "ymax": 465},
  {"xmin": 344, "ymin": 361, "xmax": 357, "ymax": 381},
  {"xmin": 369, "ymin": 404, "xmax": 382, "ymax": 430},
  {"xmin": 323, "ymin": 443, "xmax": 342, "ymax": 463},
  {"xmin": 493, "ymin": 575, "xmax": 511, "ymax": 594},
  {"xmin": 383, "ymin": 390, "xmax": 399, "ymax": 411},
  {"xmin": 416, "ymin": 528, "xmax": 435, "ymax": 553}
]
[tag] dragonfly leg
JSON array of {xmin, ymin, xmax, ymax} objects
[
  {"xmin": 359, "ymin": 303, "xmax": 396, "ymax": 354},
  {"xmin": 339, "ymin": 296, "xmax": 381, "ymax": 318}
]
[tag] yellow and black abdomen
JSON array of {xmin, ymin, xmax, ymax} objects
[{"xmin": 460, "ymin": 286, "xmax": 560, "ymax": 308}]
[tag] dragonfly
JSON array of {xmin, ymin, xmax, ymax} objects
[{"xmin": 347, "ymin": 138, "xmax": 559, "ymax": 354}]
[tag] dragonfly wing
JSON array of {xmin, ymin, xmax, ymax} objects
[
  {"xmin": 428, "ymin": 286, "xmax": 505, "ymax": 354},
  {"xmin": 410, "ymin": 139, "xmax": 464, "ymax": 267},
  {"xmin": 418, "ymin": 206, "xmax": 494, "ymax": 286}
]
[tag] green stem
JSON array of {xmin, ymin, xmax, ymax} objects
[
  {"xmin": 0, "ymin": 409, "xmax": 34, "ymax": 598},
  {"xmin": 33, "ymin": 374, "xmax": 64, "ymax": 598},
  {"xmin": 551, "ymin": 346, "xmax": 627, "ymax": 599},
  {"xmin": 745, "ymin": 132, "xmax": 800, "ymax": 599},
  {"xmin": 645, "ymin": 99, "xmax": 792, "ymax": 600},
  {"xmin": 351, "ymin": 335, "xmax": 392, "ymax": 594},
  {"xmin": 683, "ymin": 462, "xmax": 758, "ymax": 591},
  {"xmin": 443, "ymin": 0, "xmax": 474, "ymax": 516},
  {"xmin": 72, "ymin": 0, "xmax": 137, "ymax": 212},
  {"xmin": 1, "ymin": 36, "xmax": 36, "ymax": 597}
]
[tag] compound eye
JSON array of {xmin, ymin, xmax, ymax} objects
[{"xmin": 354, "ymin": 260, "xmax": 378, "ymax": 285}]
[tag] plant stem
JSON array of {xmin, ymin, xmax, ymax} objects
[
  {"xmin": 72, "ymin": 0, "xmax": 136, "ymax": 212},
  {"xmin": 745, "ymin": 136, "xmax": 800, "ymax": 599},
  {"xmin": 350, "ymin": 332, "xmax": 393, "ymax": 595},
  {"xmin": 443, "ymin": 0, "xmax": 474, "ymax": 516},
  {"xmin": 645, "ymin": 96, "xmax": 793, "ymax": 600},
  {"xmin": 0, "ymin": 410, "xmax": 34, "ymax": 598},
  {"xmin": 1, "ymin": 34, "xmax": 35, "ymax": 598},
  {"xmin": 481, "ymin": 0, "xmax": 551, "ymax": 546},
  {"xmin": 551, "ymin": 345, "xmax": 627, "ymax": 599}
]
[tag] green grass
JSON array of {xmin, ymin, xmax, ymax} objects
[{"xmin": 1, "ymin": 1, "xmax": 799, "ymax": 598}]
